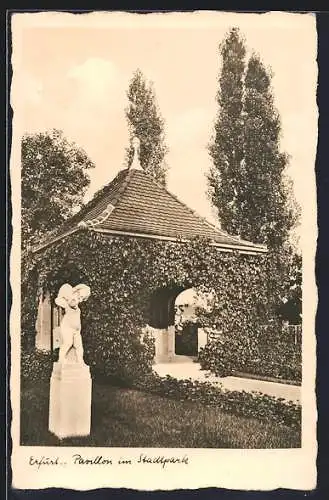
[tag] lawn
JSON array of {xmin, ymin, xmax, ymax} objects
[{"xmin": 20, "ymin": 380, "xmax": 301, "ymax": 448}]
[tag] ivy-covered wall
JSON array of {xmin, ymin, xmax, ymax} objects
[{"xmin": 22, "ymin": 231, "xmax": 270, "ymax": 384}]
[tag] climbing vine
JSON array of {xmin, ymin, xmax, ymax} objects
[{"xmin": 22, "ymin": 231, "xmax": 272, "ymax": 384}]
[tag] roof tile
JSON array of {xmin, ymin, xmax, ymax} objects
[{"xmin": 33, "ymin": 167, "xmax": 266, "ymax": 253}]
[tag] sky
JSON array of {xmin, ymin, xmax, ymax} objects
[{"xmin": 13, "ymin": 11, "xmax": 317, "ymax": 238}]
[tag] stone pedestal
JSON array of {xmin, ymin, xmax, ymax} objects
[{"xmin": 49, "ymin": 362, "xmax": 92, "ymax": 439}]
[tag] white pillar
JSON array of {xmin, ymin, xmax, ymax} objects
[
  {"xmin": 198, "ymin": 328, "xmax": 208, "ymax": 352},
  {"xmin": 153, "ymin": 328, "xmax": 163, "ymax": 363},
  {"xmin": 167, "ymin": 325, "xmax": 175, "ymax": 361},
  {"xmin": 143, "ymin": 326, "xmax": 168, "ymax": 364},
  {"xmin": 35, "ymin": 291, "xmax": 51, "ymax": 351}
]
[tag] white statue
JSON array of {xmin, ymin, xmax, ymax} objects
[{"xmin": 55, "ymin": 283, "xmax": 91, "ymax": 364}]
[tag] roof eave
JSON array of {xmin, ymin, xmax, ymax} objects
[
  {"xmin": 92, "ymin": 228, "xmax": 267, "ymax": 255},
  {"xmin": 31, "ymin": 226, "xmax": 82, "ymax": 254},
  {"xmin": 31, "ymin": 225, "xmax": 267, "ymax": 256}
]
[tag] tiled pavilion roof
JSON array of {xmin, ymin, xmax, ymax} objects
[{"xmin": 32, "ymin": 162, "xmax": 267, "ymax": 255}]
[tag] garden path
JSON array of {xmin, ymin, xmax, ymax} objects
[{"xmin": 153, "ymin": 361, "xmax": 301, "ymax": 403}]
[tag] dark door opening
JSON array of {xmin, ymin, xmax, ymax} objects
[
  {"xmin": 149, "ymin": 286, "xmax": 185, "ymax": 329},
  {"xmin": 175, "ymin": 322, "xmax": 198, "ymax": 356}
]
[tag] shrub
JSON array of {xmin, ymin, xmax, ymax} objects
[
  {"xmin": 241, "ymin": 340, "xmax": 302, "ymax": 382},
  {"xmin": 87, "ymin": 325, "xmax": 155, "ymax": 387},
  {"xmin": 198, "ymin": 333, "xmax": 252, "ymax": 377},
  {"xmin": 21, "ymin": 348, "xmax": 53, "ymax": 386},
  {"xmin": 198, "ymin": 327, "xmax": 302, "ymax": 383},
  {"xmin": 134, "ymin": 373, "xmax": 301, "ymax": 429}
]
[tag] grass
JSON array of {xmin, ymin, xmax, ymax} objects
[{"xmin": 20, "ymin": 380, "xmax": 301, "ymax": 448}]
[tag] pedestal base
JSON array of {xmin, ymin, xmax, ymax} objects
[{"xmin": 49, "ymin": 362, "xmax": 92, "ymax": 439}]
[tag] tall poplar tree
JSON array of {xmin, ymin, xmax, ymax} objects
[
  {"xmin": 208, "ymin": 28, "xmax": 246, "ymax": 235},
  {"xmin": 208, "ymin": 29, "xmax": 298, "ymax": 320},
  {"xmin": 208, "ymin": 30, "xmax": 296, "ymax": 247},
  {"xmin": 243, "ymin": 54, "xmax": 295, "ymax": 249},
  {"xmin": 125, "ymin": 69, "xmax": 168, "ymax": 185},
  {"xmin": 243, "ymin": 54, "xmax": 297, "ymax": 316}
]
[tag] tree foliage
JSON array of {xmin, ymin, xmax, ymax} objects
[
  {"xmin": 125, "ymin": 69, "xmax": 168, "ymax": 185},
  {"xmin": 21, "ymin": 129, "xmax": 94, "ymax": 249},
  {"xmin": 208, "ymin": 28, "xmax": 246, "ymax": 237},
  {"xmin": 277, "ymin": 251, "xmax": 302, "ymax": 324},
  {"xmin": 208, "ymin": 29, "xmax": 300, "ymax": 320},
  {"xmin": 243, "ymin": 54, "xmax": 295, "ymax": 249},
  {"xmin": 208, "ymin": 29, "xmax": 297, "ymax": 250}
]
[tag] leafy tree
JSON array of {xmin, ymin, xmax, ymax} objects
[
  {"xmin": 244, "ymin": 54, "xmax": 298, "ymax": 318},
  {"xmin": 243, "ymin": 54, "xmax": 295, "ymax": 249},
  {"xmin": 277, "ymin": 252, "xmax": 302, "ymax": 324},
  {"xmin": 209, "ymin": 30, "xmax": 297, "ymax": 248},
  {"xmin": 21, "ymin": 129, "xmax": 94, "ymax": 249},
  {"xmin": 125, "ymin": 69, "xmax": 168, "ymax": 185},
  {"xmin": 208, "ymin": 28, "xmax": 246, "ymax": 235},
  {"xmin": 208, "ymin": 29, "xmax": 299, "ymax": 320}
]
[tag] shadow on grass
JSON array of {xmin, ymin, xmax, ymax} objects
[{"xmin": 20, "ymin": 379, "xmax": 301, "ymax": 448}]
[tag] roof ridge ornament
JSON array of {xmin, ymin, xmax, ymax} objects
[{"xmin": 129, "ymin": 137, "xmax": 144, "ymax": 171}]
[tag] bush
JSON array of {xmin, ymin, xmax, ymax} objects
[
  {"xmin": 21, "ymin": 349, "xmax": 53, "ymax": 386},
  {"xmin": 241, "ymin": 341, "xmax": 302, "ymax": 382},
  {"xmin": 86, "ymin": 325, "xmax": 155, "ymax": 387},
  {"xmin": 198, "ymin": 332, "xmax": 251, "ymax": 377},
  {"xmin": 198, "ymin": 328, "xmax": 302, "ymax": 383},
  {"xmin": 133, "ymin": 373, "xmax": 301, "ymax": 429}
]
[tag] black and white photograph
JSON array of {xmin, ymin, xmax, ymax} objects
[{"xmin": 10, "ymin": 10, "xmax": 317, "ymax": 491}]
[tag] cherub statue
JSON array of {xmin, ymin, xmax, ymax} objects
[{"xmin": 55, "ymin": 283, "xmax": 91, "ymax": 364}]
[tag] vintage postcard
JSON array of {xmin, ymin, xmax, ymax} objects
[{"xmin": 10, "ymin": 10, "xmax": 317, "ymax": 491}]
